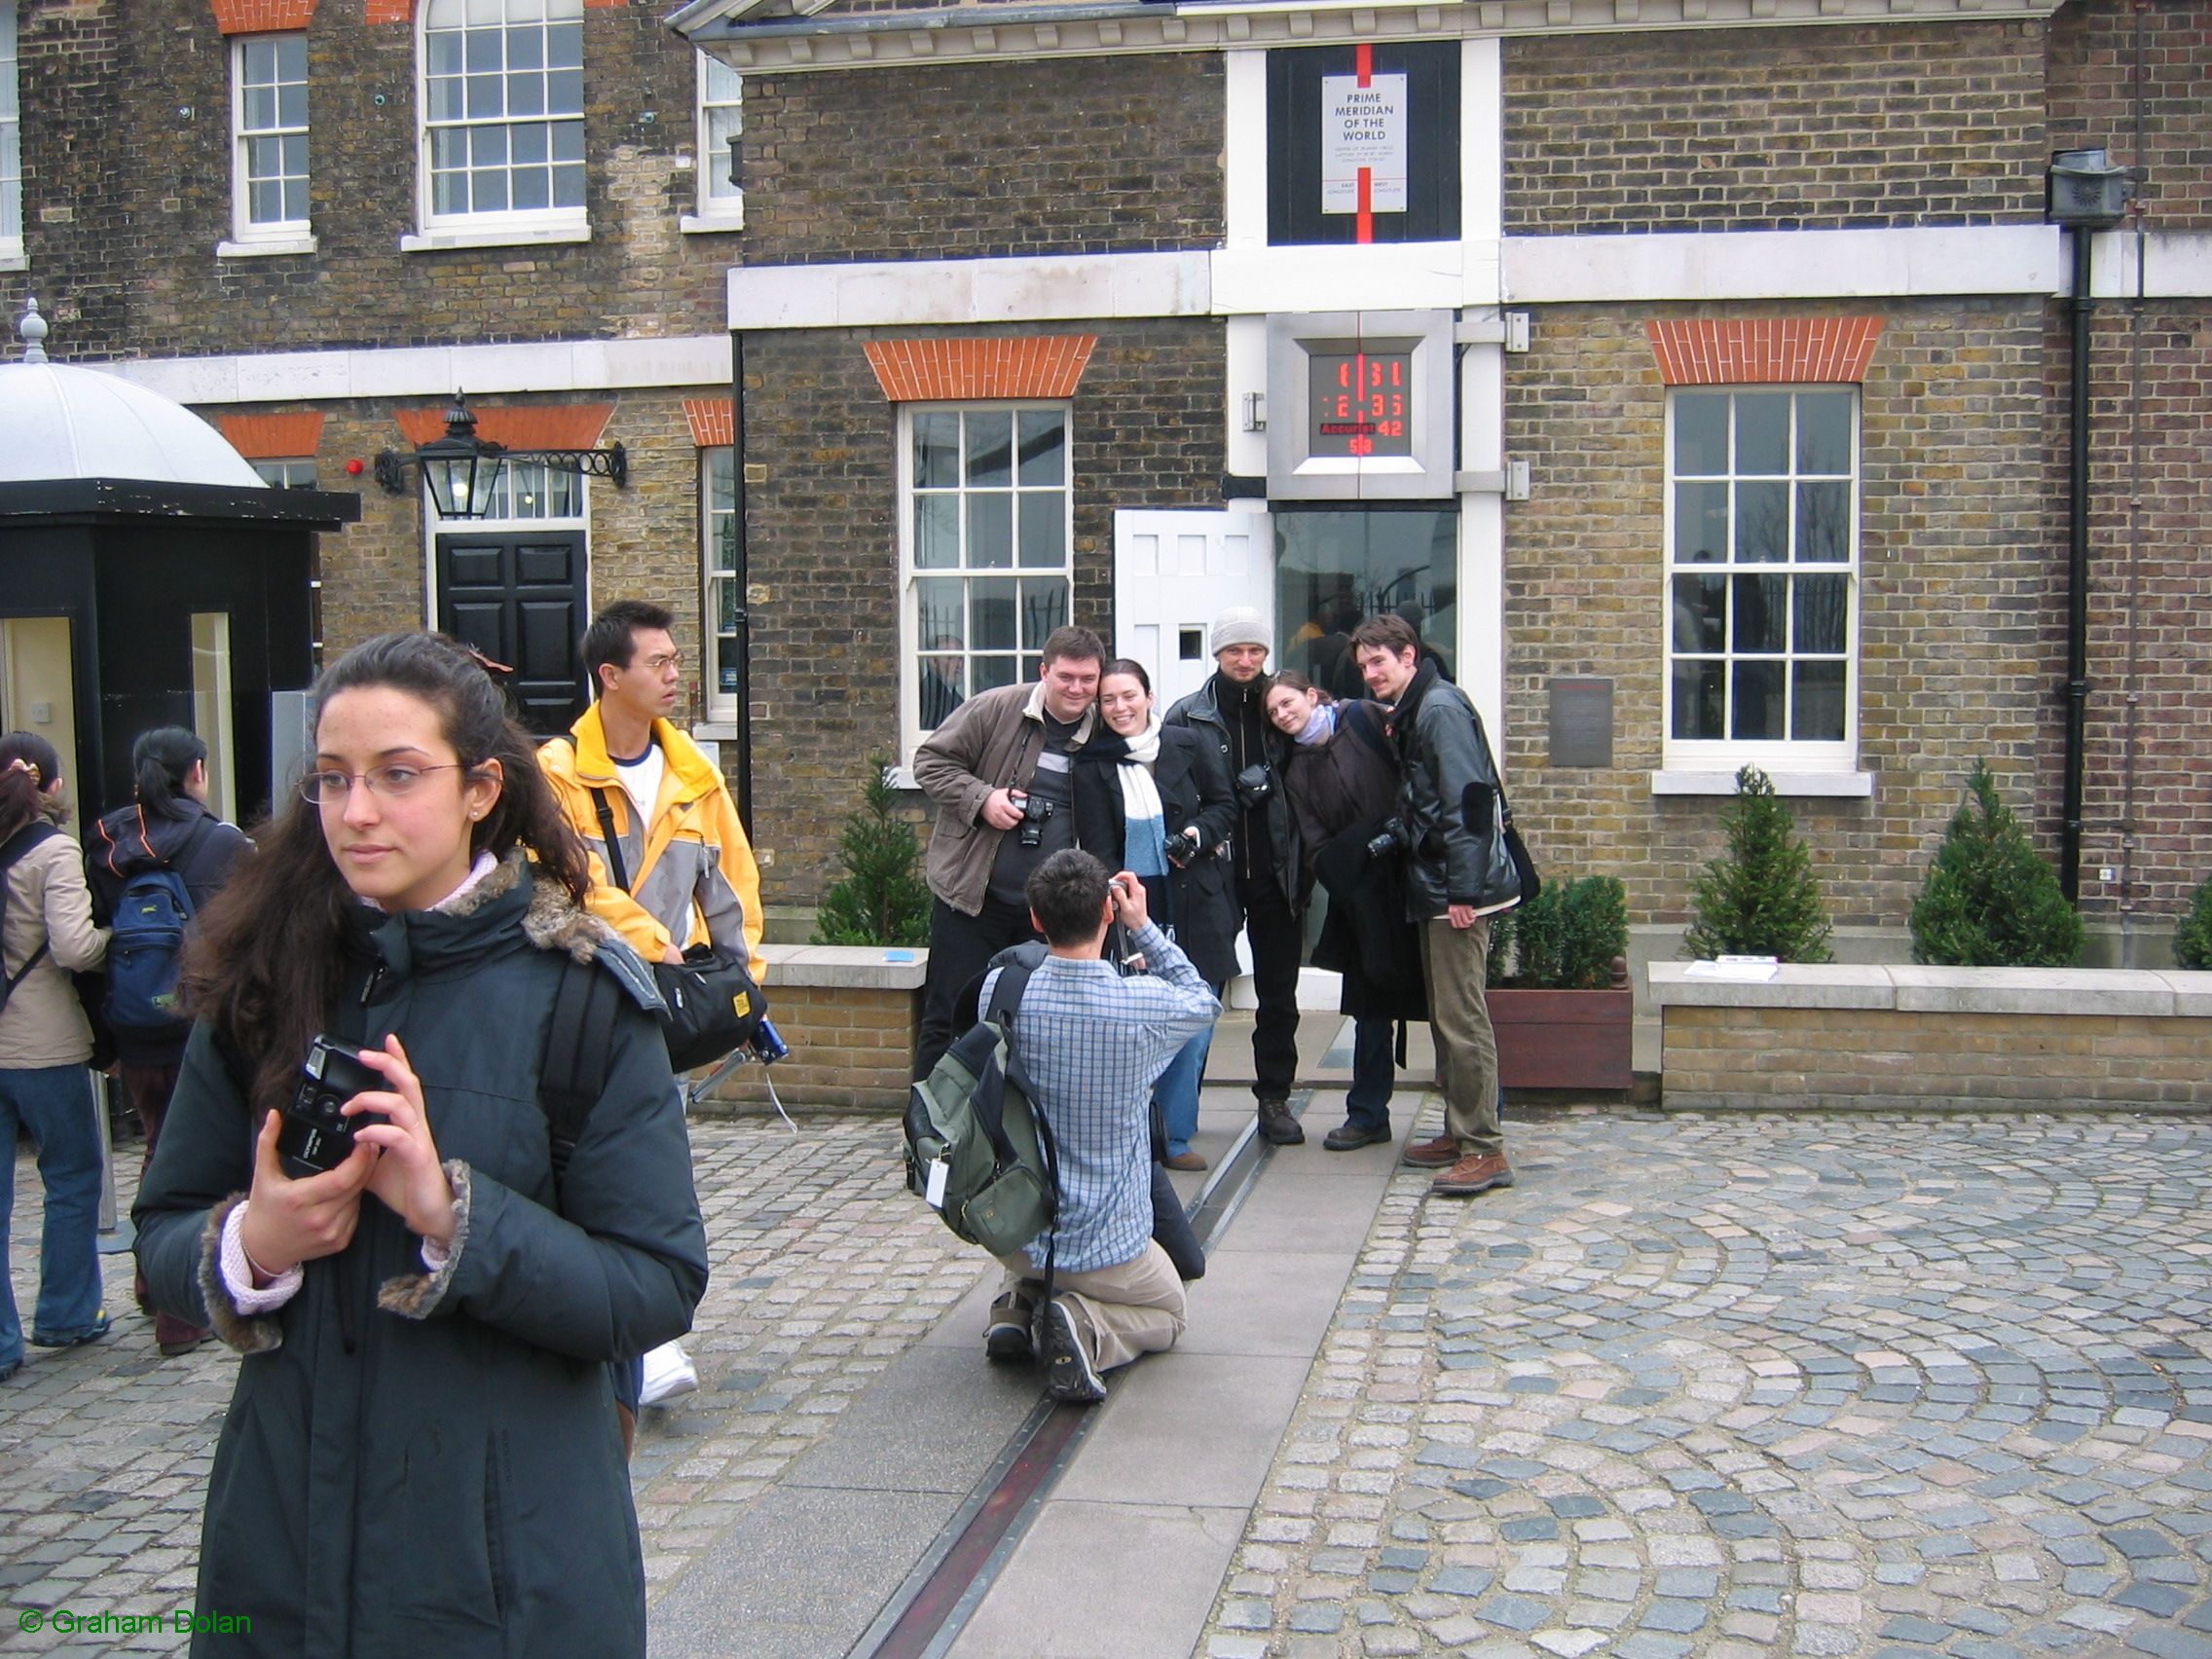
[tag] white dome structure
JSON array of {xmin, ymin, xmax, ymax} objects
[{"xmin": 0, "ymin": 298, "xmax": 266, "ymax": 489}]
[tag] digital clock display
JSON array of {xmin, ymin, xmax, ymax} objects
[{"xmin": 1308, "ymin": 350, "xmax": 1415, "ymax": 459}]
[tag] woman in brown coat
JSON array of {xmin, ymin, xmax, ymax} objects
[{"xmin": 0, "ymin": 732, "xmax": 112, "ymax": 1382}]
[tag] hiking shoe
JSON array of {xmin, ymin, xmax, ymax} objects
[
  {"xmin": 0, "ymin": 1356, "xmax": 20, "ymax": 1384},
  {"xmin": 1162, "ymin": 1150, "xmax": 1208, "ymax": 1173},
  {"xmin": 1035, "ymin": 1298, "xmax": 1106, "ymax": 1405},
  {"xmin": 1256, "ymin": 1098, "xmax": 1305, "ymax": 1146},
  {"xmin": 1400, "ymin": 1133, "xmax": 1459, "ymax": 1168},
  {"xmin": 31, "ymin": 1310, "xmax": 109, "ymax": 1349},
  {"xmin": 1323, "ymin": 1119, "xmax": 1392, "ymax": 1152},
  {"xmin": 984, "ymin": 1289, "xmax": 1036, "ymax": 1363},
  {"xmin": 1430, "ymin": 1154, "xmax": 1515, "ymax": 1198}
]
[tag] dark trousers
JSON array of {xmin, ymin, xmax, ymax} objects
[
  {"xmin": 1344, "ymin": 1016, "xmax": 1395, "ymax": 1132},
  {"xmin": 124, "ymin": 1062, "xmax": 212, "ymax": 1351},
  {"xmin": 914, "ymin": 893, "xmax": 1045, "ymax": 1081},
  {"xmin": 1235, "ymin": 867, "xmax": 1302, "ymax": 1101}
]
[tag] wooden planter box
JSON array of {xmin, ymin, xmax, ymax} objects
[{"xmin": 1491, "ymin": 986, "xmax": 1635, "ymax": 1091}]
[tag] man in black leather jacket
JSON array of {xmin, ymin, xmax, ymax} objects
[
  {"xmin": 1352, "ymin": 612, "xmax": 1523, "ymax": 1198},
  {"xmin": 1163, "ymin": 608, "xmax": 1304, "ymax": 1146}
]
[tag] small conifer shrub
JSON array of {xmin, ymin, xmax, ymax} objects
[
  {"xmin": 1681, "ymin": 765, "xmax": 1833, "ymax": 964},
  {"xmin": 1488, "ymin": 875, "xmax": 1629, "ymax": 990},
  {"xmin": 1908, "ymin": 760, "xmax": 2083, "ymax": 967},
  {"xmin": 813, "ymin": 756, "xmax": 931, "ymax": 947},
  {"xmin": 2175, "ymin": 877, "xmax": 2212, "ymax": 972}
]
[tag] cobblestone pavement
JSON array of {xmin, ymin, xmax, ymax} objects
[
  {"xmin": 1, "ymin": 1118, "xmax": 980, "ymax": 1654},
  {"xmin": 1204, "ymin": 1109, "xmax": 2212, "ymax": 1659}
]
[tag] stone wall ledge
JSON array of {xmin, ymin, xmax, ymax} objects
[
  {"xmin": 758, "ymin": 942, "xmax": 928, "ymax": 992},
  {"xmin": 1649, "ymin": 963, "xmax": 2212, "ymax": 1018}
]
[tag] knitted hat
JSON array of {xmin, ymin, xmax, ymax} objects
[{"xmin": 1210, "ymin": 607, "xmax": 1271, "ymax": 657}]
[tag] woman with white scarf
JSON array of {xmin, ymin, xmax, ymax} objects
[{"xmin": 1071, "ymin": 660, "xmax": 1239, "ymax": 1171}]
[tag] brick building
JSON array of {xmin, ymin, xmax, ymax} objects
[{"xmin": 2, "ymin": 0, "xmax": 2205, "ymax": 958}]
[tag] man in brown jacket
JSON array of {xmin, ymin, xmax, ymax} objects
[{"xmin": 910, "ymin": 625, "xmax": 1104, "ymax": 1079}]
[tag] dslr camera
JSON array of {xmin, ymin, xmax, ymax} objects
[
  {"xmin": 1014, "ymin": 789, "xmax": 1056, "ymax": 849},
  {"xmin": 276, "ymin": 1035, "xmax": 387, "ymax": 1178}
]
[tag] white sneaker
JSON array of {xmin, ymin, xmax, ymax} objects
[{"xmin": 639, "ymin": 1341, "xmax": 699, "ymax": 1405}]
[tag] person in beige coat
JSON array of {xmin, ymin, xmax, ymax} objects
[{"xmin": 0, "ymin": 732, "xmax": 112, "ymax": 1382}]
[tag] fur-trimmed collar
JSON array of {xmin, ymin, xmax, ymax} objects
[{"xmin": 445, "ymin": 850, "xmax": 624, "ymax": 967}]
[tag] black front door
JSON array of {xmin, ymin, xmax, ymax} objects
[{"xmin": 436, "ymin": 530, "xmax": 588, "ymax": 736}]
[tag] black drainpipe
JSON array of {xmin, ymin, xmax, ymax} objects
[
  {"xmin": 2059, "ymin": 222, "xmax": 2092, "ymax": 904},
  {"xmin": 730, "ymin": 327, "xmax": 754, "ymax": 837}
]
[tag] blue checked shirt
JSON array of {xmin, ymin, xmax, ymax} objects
[{"xmin": 980, "ymin": 921, "xmax": 1221, "ymax": 1274}]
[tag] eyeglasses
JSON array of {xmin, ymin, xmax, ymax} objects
[
  {"xmin": 298, "ymin": 763, "xmax": 469, "ymax": 804},
  {"xmin": 640, "ymin": 652, "xmax": 682, "ymax": 674}
]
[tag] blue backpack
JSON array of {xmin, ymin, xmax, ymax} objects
[{"xmin": 103, "ymin": 816, "xmax": 214, "ymax": 1037}]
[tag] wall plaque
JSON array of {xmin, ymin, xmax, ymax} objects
[{"xmin": 1548, "ymin": 678, "xmax": 1614, "ymax": 769}]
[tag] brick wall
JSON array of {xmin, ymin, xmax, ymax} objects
[
  {"xmin": 2048, "ymin": 0, "xmax": 2212, "ymax": 233},
  {"xmin": 1503, "ymin": 20, "xmax": 2048, "ymax": 235},
  {"xmin": 743, "ymin": 317, "xmax": 1226, "ymax": 913},
  {"xmin": 1661, "ymin": 1006, "xmax": 2212, "ymax": 1111},
  {"xmin": 695, "ymin": 985, "xmax": 919, "ymax": 1115},
  {"xmin": 1503, "ymin": 299, "xmax": 2055, "ymax": 932},
  {"xmin": 739, "ymin": 54, "xmax": 1223, "ymax": 264},
  {"xmin": 3, "ymin": 0, "xmax": 734, "ymax": 357}
]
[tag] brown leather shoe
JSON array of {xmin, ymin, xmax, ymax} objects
[
  {"xmin": 1256, "ymin": 1099, "xmax": 1305, "ymax": 1146},
  {"xmin": 1401, "ymin": 1133, "xmax": 1459, "ymax": 1168},
  {"xmin": 1162, "ymin": 1150, "xmax": 1208, "ymax": 1172},
  {"xmin": 1430, "ymin": 1153, "xmax": 1515, "ymax": 1198}
]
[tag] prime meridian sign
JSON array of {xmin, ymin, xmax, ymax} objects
[{"xmin": 1267, "ymin": 311, "xmax": 1456, "ymax": 501}]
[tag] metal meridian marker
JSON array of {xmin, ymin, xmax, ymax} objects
[{"xmin": 857, "ymin": 1088, "xmax": 1313, "ymax": 1659}]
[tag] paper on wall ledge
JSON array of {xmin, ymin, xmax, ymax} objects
[{"xmin": 1684, "ymin": 955, "xmax": 1780, "ymax": 981}]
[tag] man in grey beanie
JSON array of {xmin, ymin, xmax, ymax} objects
[{"xmin": 1163, "ymin": 607, "xmax": 1305, "ymax": 1146}]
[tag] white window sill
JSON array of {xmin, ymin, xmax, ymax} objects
[
  {"xmin": 690, "ymin": 721, "xmax": 741, "ymax": 741},
  {"xmin": 885, "ymin": 764, "xmax": 919, "ymax": 791},
  {"xmin": 681, "ymin": 210, "xmax": 746, "ymax": 236},
  {"xmin": 218, "ymin": 234, "xmax": 318, "ymax": 259},
  {"xmin": 0, "ymin": 247, "xmax": 25, "ymax": 273},
  {"xmin": 400, "ymin": 220, "xmax": 590, "ymax": 253},
  {"xmin": 1651, "ymin": 770, "xmax": 1873, "ymax": 798}
]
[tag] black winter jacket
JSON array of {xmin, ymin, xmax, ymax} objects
[
  {"xmin": 1386, "ymin": 660, "xmax": 1523, "ymax": 920},
  {"xmin": 1162, "ymin": 672, "xmax": 1299, "ymax": 905},
  {"xmin": 89, "ymin": 800, "xmax": 253, "ymax": 1065},
  {"xmin": 1070, "ymin": 724, "xmax": 1241, "ymax": 987},
  {"xmin": 133, "ymin": 856, "xmax": 708, "ymax": 1659}
]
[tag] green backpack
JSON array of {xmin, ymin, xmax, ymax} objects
[{"xmin": 904, "ymin": 948, "xmax": 1059, "ymax": 1268}]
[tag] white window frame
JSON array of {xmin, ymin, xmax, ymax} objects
[
  {"xmin": 251, "ymin": 458, "xmax": 317, "ymax": 490},
  {"xmin": 1, "ymin": 1, "xmax": 22, "ymax": 268},
  {"xmin": 681, "ymin": 51, "xmax": 742, "ymax": 234},
  {"xmin": 418, "ymin": 461, "xmax": 591, "ymax": 630},
  {"xmin": 409, "ymin": 0, "xmax": 586, "ymax": 251},
  {"xmin": 225, "ymin": 33, "xmax": 313, "ymax": 256},
  {"xmin": 896, "ymin": 402, "xmax": 1076, "ymax": 762},
  {"xmin": 1660, "ymin": 384, "xmax": 1862, "ymax": 786},
  {"xmin": 701, "ymin": 446, "xmax": 740, "ymax": 723}
]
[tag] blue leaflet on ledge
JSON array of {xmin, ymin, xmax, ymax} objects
[{"xmin": 885, "ymin": 949, "xmax": 918, "ymax": 963}]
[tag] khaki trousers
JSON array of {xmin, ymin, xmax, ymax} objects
[
  {"xmin": 997, "ymin": 1240, "xmax": 1187, "ymax": 1373},
  {"xmin": 1422, "ymin": 914, "xmax": 1503, "ymax": 1160}
]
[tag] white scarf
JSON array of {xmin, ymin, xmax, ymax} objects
[{"xmin": 1116, "ymin": 716, "xmax": 1168, "ymax": 875}]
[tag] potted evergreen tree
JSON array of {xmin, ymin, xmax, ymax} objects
[
  {"xmin": 2178, "ymin": 877, "xmax": 2212, "ymax": 972},
  {"xmin": 1486, "ymin": 873, "xmax": 1633, "ymax": 1091},
  {"xmin": 1909, "ymin": 760, "xmax": 2083, "ymax": 967},
  {"xmin": 1681, "ymin": 765, "xmax": 1834, "ymax": 964},
  {"xmin": 813, "ymin": 756, "xmax": 931, "ymax": 947}
]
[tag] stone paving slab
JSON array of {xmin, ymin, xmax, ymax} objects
[
  {"xmin": 2, "ymin": 1118, "xmax": 981, "ymax": 1655},
  {"xmin": 1200, "ymin": 1108, "xmax": 2212, "ymax": 1659}
]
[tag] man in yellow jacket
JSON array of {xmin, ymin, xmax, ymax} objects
[{"xmin": 539, "ymin": 599, "xmax": 767, "ymax": 983}]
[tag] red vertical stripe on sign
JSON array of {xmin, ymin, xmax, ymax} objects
[{"xmin": 1354, "ymin": 45, "xmax": 1375, "ymax": 243}]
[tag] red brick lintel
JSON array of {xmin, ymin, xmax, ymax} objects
[{"xmin": 1645, "ymin": 317, "xmax": 1885, "ymax": 386}]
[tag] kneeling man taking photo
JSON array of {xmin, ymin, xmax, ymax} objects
[{"xmin": 983, "ymin": 849, "xmax": 1219, "ymax": 1403}]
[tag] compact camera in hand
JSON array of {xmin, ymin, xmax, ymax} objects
[
  {"xmin": 1164, "ymin": 827, "xmax": 1201, "ymax": 869},
  {"xmin": 1014, "ymin": 789, "xmax": 1057, "ymax": 848},
  {"xmin": 276, "ymin": 1035, "xmax": 387, "ymax": 1178}
]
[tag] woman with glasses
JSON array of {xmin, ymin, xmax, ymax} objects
[
  {"xmin": 88, "ymin": 726, "xmax": 253, "ymax": 1358},
  {"xmin": 133, "ymin": 632, "xmax": 707, "ymax": 1657}
]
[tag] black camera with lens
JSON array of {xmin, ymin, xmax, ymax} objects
[
  {"xmin": 1364, "ymin": 818, "xmax": 1409, "ymax": 862},
  {"xmin": 1233, "ymin": 762, "xmax": 1275, "ymax": 812},
  {"xmin": 276, "ymin": 1035, "xmax": 387, "ymax": 1178},
  {"xmin": 1014, "ymin": 789, "xmax": 1057, "ymax": 848}
]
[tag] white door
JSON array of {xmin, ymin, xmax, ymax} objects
[{"xmin": 1112, "ymin": 507, "xmax": 1273, "ymax": 710}]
